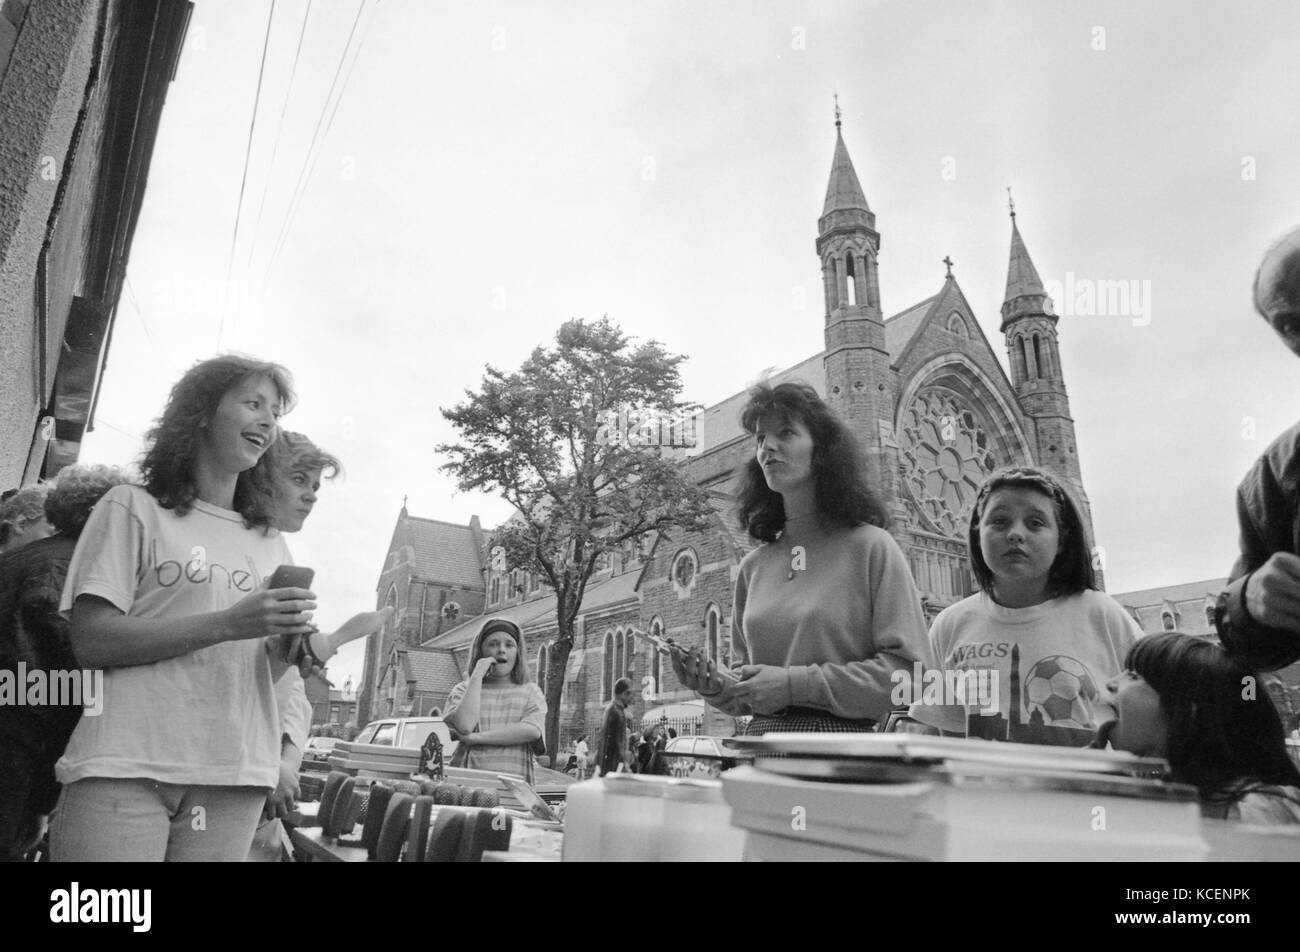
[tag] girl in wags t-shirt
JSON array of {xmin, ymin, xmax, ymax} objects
[
  {"xmin": 51, "ymin": 356, "xmax": 318, "ymax": 861},
  {"xmin": 909, "ymin": 467, "xmax": 1141, "ymax": 747}
]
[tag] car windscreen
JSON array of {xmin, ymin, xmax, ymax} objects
[{"xmin": 399, "ymin": 723, "xmax": 444, "ymax": 748}]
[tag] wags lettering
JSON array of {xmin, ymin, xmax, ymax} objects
[{"xmin": 949, "ymin": 641, "xmax": 1011, "ymax": 664}]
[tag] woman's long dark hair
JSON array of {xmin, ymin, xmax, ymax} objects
[
  {"xmin": 735, "ymin": 382, "xmax": 888, "ymax": 542},
  {"xmin": 967, "ymin": 466, "xmax": 1096, "ymax": 598},
  {"xmin": 1127, "ymin": 633, "xmax": 1300, "ymax": 807},
  {"xmin": 140, "ymin": 355, "xmax": 295, "ymax": 529}
]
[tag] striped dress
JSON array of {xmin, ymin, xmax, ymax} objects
[{"xmin": 445, "ymin": 679, "xmax": 547, "ymax": 784}]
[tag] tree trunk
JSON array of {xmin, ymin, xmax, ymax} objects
[{"xmin": 543, "ymin": 620, "xmax": 575, "ymax": 766}]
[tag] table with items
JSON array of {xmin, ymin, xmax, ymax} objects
[{"xmin": 286, "ymin": 734, "xmax": 1300, "ymax": 862}]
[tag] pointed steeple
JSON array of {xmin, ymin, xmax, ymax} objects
[
  {"xmin": 822, "ymin": 126, "xmax": 871, "ymax": 217},
  {"xmin": 1000, "ymin": 196, "xmax": 1053, "ymax": 332},
  {"xmin": 1004, "ymin": 215, "xmax": 1046, "ymax": 303}
]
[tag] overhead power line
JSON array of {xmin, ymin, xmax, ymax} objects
[
  {"xmin": 218, "ymin": 0, "xmax": 279, "ymax": 349},
  {"xmin": 246, "ymin": 0, "xmax": 315, "ymax": 269},
  {"xmin": 262, "ymin": 0, "xmax": 374, "ymax": 290}
]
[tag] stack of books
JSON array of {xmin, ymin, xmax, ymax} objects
[{"xmin": 720, "ymin": 734, "xmax": 1204, "ymax": 862}]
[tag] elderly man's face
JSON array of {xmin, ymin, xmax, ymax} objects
[
  {"xmin": 1256, "ymin": 228, "xmax": 1300, "ymax": 357},
  {"xmin": 1269, "ymin": 311, "xmax": 1300, "ymax": 358}
]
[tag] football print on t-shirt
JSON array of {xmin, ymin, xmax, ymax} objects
[{"xmin": 964, "ymin": 644, "xmax": 1102, "ymax": 747}]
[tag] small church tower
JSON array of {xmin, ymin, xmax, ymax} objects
[
  {"xmin": 1000, "ymin": 197, "xmax": 1101, "ymax": 582},
  {"xmin": 818, "ymin": 104, "xmax": 903, "ymax": 522}
]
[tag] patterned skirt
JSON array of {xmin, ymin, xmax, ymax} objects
[{"xmin": 743, "ymin": 707, "xmax": 877, "ymax": 736}]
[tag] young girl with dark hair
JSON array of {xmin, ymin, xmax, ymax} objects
[
  {"xmin": 909, "ymin": 466, "xmax": 1141, "ymax": 746},
  {"xmin": 51, "ymin": 356, "xmax": 319, "ymax": 861},
  {"xmin": 1102, "ymin": 632, "xmax": 1300, "ymax": 824},
  {"xmin": 444, "ymin": 617, "xmax": 547, "ymax": 784},
  {"xmin": 674, "ymin": 381, "xmax": 929, "ymax": 733}
]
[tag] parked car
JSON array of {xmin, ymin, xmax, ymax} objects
[
  {"xmin": 349, "ymin": 716, "xmax": 572, "ymax": 787},
  {"xmin": 300, "ymin": 736, "xmax": 339, "ymax": 772},
  {"xmin": 353, "ymin": 716, "xmax": 457, "ymax": 756},
  {"xmin": 661, "ymin": 735, "xmax": 750, "ymax": 778}
]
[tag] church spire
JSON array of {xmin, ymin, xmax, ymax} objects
[
  {"xmin": 816, "ymin": 104, "xmax": 900, "ymax": 530},
  {"xmin": 996, "ymin": 200, "xmax": 1094, "ymax": 581},
  {"xmin": 822, "ymin": 119, "xmax": 872, "ymax": 218},
  {"xmin": 1004, "ymin": 214, "xmax": 1047, "ymax": 306},
  {"xmin": 1000, "ymin": 200, "xmax": 1052, "ymax": 332}
]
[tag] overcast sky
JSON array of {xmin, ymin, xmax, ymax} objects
[{"xmin": 79, "ymin": 0, "xmax": 1300, "ymax": 694}]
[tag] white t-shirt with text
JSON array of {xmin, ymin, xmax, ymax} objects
[{"xmin": 57, "ymin": 485, "xmax": 293, "ymax": 788}]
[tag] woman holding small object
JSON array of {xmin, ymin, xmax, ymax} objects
[
  {"xmin": 671, "ymin": 382, "xmax": 930, "ymax": 734},
  {"xmin": 444, "ymin": 617, "xmax": 547, "ymax": 784},
  {"xmin": 51, "ymin": 356, "xmax": 318, "ymax": 862}
]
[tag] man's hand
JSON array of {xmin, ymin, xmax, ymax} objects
[
  {"xmin": 1245, "ymin": 553, "xmax": 1300, "ymax": 633},
  {"xmin": 730, "ymin": 665, "xmax": 792, "ymax": 716},
  {"xmin": 264, "ymin": 752, "xmax": 301, "ymax": 821}
]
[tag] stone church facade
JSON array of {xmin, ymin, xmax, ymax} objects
[{"xmin": 359, "ymin": 117, "xmax": 1104, "ymax": 744}]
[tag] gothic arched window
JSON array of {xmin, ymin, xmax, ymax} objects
[
  {"xmin": 602, "ymin": 631, "xmax": 614, "ymax": 701},
  {"xmin": 1033, "ymin": 334, "xmax": 1044, "ymax": 379},
  {"xmin": 705, "ymin": 604, "xmax": 721, "ymax": 661}
]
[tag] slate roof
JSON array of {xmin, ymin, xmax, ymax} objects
[
  {"xmin": 710, "ymin": 491, "xmax": 756, "ymax": 559},
  {"xmin": 401, "ymin": 646, "xmax": 464, "ymax": 695},
  {"xmin": 422, "ymin": 569, "xmax": 642, "ymax": 650},
  {"xmin": 822, "ymin": 127, "xmax": 871, "ymax": 216},
  {"xmin": 1111, "ymin": 578, "xmax": 1229, "ymax": 607},
  {"xmin": 696, "ymin": 354, "xmax": 824, "ymax": 452},
  {"xmin": 884, "ymin": 293, "xmax": 940, "ymax": 357},
  {"xmin": 693, "ymin": 294, "xmax": 938, "ymax": 454},
  {"xmin": 1005, "ymin": 217, "xmax": 1047, "ymax": 303},
  {"xmin": 403, "ymin": 516, "xmax": 485, "ymax": 589}
]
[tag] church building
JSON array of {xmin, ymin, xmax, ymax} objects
[{"xmin": 359, "ymin": 113, "xmax": 1105, "ymax": 744}]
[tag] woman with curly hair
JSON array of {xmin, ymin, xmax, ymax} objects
[
  {"xmin": 673, "ymin": 381, "xmax": 930, "ymax": 733},
  {"xmin": 0, "ymin": 464, "xmax": 131, "ymax": 860},
  {"xmin": 0, "ymin": 485, "xmax": 52, "ymax": 556},
  {"xmin": 51, "ymin": 355, "xmax": 318, "ymax": 862},
  {"xmin": 1101, "ymin": 632, "xmax": 1300, "ymax": 824}
]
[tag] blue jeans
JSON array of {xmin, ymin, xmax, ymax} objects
[{"xmin": 50, "ymin": 778, "xmax": 267, "ymax": 862}]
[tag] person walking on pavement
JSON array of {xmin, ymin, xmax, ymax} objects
[{"xmin": 597, "ymin": 678, "xmax": 634, "ymax": 775}]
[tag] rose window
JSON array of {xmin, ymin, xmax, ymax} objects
[{"xmin": 899, "ymin": 390, "xmax": 998, "ymax": 537}]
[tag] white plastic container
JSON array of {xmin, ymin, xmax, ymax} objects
[
  {"xmin": 600, "ymin": 774, "xmax": 668, "ymax": 862},
  {"xmin": 560, "ymin": 777, "xmax": 606, "ymax": 862},
  {"xmin": 660, "ymin": 779, "xmax": 747, "ymax": 862}
]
